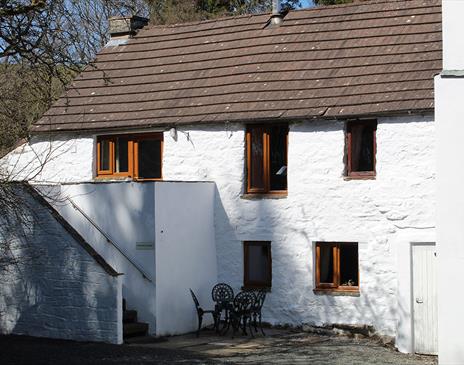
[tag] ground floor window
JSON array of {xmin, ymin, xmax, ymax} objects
[
  {"xmin": 96, "ymin": 133, "xmax": 163, "ymax": 180},
  {"xmin": 315, "ymin": 242, "xmax": 359, "ymax": 292},
  {"xmin": 244, "ymin": 241, "xmax": 272, "ymax": 289}
]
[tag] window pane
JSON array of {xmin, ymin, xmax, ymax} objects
[
  {"xmin": 319, "ymin": 245, "xmax": 334, "ymax": 284},
  {"xmin": 247, "ymin": 243, "xmax": 271, "ymax": 285},
  {"xmin": 351, "ymin": 124, "xmax": 374, "ymax": 172},
  {"xmin": 99, "ymin": 139, "xmax": 110, "ymax": 171},
  {"xmin": 340, "ymin": 244, "xmax": 358, "ymax": 287},
  {"xmin": 269, "ymin": 126, "xmax": 287, "ymax": 191},
  {"xmin": 138, "ymin": 139, "xmax": 162, "ymax": 179},
  {"xmin": 115, "ymin": 137, "xmax": 129, "ymax": 173},
  {"xmin": 249, "ymin": 128, "xmax": 264, "ymax": 189}
]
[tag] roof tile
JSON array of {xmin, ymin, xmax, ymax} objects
[{"xmin": 33, "ymin": 0, "xmax": 441, "ymax": 132}]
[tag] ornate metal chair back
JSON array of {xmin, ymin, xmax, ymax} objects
[
  {"xmin": 252, "ymin": 290, "xmax": 266, "ymax": 311},
  {"xmin": 212, "ymin": 283, "xmax": 234, "ymax": 303},
  {"xmin": 189, "ymin": 288, "xmax": 201, "ymax": 314},
  {"xmin": 233, "ymin": 291, "xmax": 255, "ymax": 313}
]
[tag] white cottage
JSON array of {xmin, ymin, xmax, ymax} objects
[{"xmin": 0, "ymin": 0, "xmax": 447, "ymax": 359}]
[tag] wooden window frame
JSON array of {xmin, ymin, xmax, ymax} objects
[
  {"xmin": 96, "ymin": 133, "xmax": 163, "ymax": 181},
  {"xmin": 96, "ymin": 138, "xmax": 114, "ymax": 176},
  {"xmin": 315, "ymin": 242, "xmax": 359, "ymax": 293},
  {"xmin": 245, "ymin": 124, "xmax": 288, "ymax": 195},
  {"xmin": 97, "ymin": 137, "xmax": 134, "ymax": 178},
  {"xmin": 243, "ymin": 241, "xmax": 272, "ymax": 289},
  {"xmin": 133, "ymin": 133, "xmax": 164, "ymax": 181},
  {"xmin": 345, "ymin": 120, "xmax": 377, "ymax": 179}
]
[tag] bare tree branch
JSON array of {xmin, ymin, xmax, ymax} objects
[{"xmin": 0, "ymin": 0, "xmax": 148, "ymax": 272}]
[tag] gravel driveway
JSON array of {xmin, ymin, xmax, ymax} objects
[{"xmin": 1, "ymin": 330, "xmax": 438, "ymax": 365}]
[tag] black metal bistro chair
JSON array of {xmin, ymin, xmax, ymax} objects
[
  {"xmin": 211, "ymin": 283, "xmax": 234, "ymax": 333},
  {"xmin": 250, "ymin": 289, "xmax": 266, "ymax": 336},
  {"xmin": 189, "ymin": 288, "xmax": 217, "ymax": 337},
  {"xmin": 230, "ymin": 291, "xmax": 256, "ymax": 338}
]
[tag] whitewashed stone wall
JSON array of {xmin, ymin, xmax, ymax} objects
[
  {"xmin": 0, "ymin": 134, "xmax": 94, "ymax": 182},
  {"xmin": 1, "ymin": 114, "xmax": 435, "ymax": 340},
  {"xmin": 162, "ymin": 115, "xmax": 436, "ymax": 338},
  {"xmin": 0, "ymin": 186, "xmax": 122, "ymax": 344}
]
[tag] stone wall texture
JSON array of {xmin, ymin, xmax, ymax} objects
[
  {"xmin": 0, "ymin": 186, "xmax": 121, "ymax": 344},
  {"xmin": 1, "ymin": 134, "xmax": 94, "ymax": 182},
  {"xmin": 162, "ymin": 115, "xmax": 435, "ymax": 337},
  {"xmin": 1, "ymin": 114, "xmax": 436, "ymax": 339}
]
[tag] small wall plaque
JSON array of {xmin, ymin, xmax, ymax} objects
[{"xmin": 136, "ymin": 242, "xmax": 154, "ymax": 250}]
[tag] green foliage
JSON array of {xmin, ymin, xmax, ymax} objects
[
  {"xmin": 0, "ymin": 64, "xmax": 77, "ymax": 156},
  {"xmin": 147, "ymin": 0, "xmax": 201, "ymax": 25},
  {"xmin": 147, "ymin": 0, "xmax": 301, "ymax": 25},
  {"xmin": 197, "ymin": 0, "xmax": 301, "ymax": 14}
]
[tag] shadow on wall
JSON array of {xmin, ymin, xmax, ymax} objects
[
  {"xmin": 0, "ymin": 184, "xmax": 119, "ymax": 343},
  {"xmin": 213, "ymin": 164, "xmax": 398, "ymax": 339},
  {"xmin": 55, "ymin": 181, "xmax": 157, "ymax": 331}
]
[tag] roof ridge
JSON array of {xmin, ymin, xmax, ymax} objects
[
  {"xmin": 144, "ymin": 12, "xmax": 264, "ymax": 31},
  {"xmin": 296, "ymin": 0, "xmax": 421, "ymax": 12},
  {"xmin": 140, "ymin": 0, "xmax": 430, "ymax": 31}
]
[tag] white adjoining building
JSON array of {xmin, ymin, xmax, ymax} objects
[{"xmin": 1, "ymin": 1, "xmax": 462, "ymax": 364}]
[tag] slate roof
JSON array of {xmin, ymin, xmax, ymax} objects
[{"xmin": 33, "ymin": 0, "xmax": 442, "ymax": 133}]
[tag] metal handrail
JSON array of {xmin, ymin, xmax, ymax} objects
[{"xmin": 66, "ymin": 197, "xmax": 153, "ymax": 283}]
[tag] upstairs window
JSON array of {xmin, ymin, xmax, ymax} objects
[
  {"xmin": 244, "ymin": 241, "xmax": 272, "ymax": 289},
  {"xmin": 246, "ymin": 125, "xmax": 288, "ymax": 194},
  {"xmin": 315, "ymin": 242, "xmax": 359, "ymax": 293},
  {"xmin": 96, "ymin": 133, "xmax": 163, "ymax": 180},
  {"xmin": 346, "ymin": 120, "xmax": 377, "ymax": 178}
]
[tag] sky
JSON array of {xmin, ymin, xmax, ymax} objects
[{"xmin": 300, "ymin": 0, "xmax": 315, "ymax": 8}]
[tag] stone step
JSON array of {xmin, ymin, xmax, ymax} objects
[
  {"xmin": 123, "ymin": 322, "xmax": 149, "ymax": 338},
  {"xmin": 123, "ymin": 310, "xmax": 138, "ymax": 323}
]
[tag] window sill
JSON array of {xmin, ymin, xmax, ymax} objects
[
  {"xmin": 313, "ymin": 288, "xmax": 360, "ymax": 297},
  {"xmin": 134, "ymin": 178, "xmax": 163, "ymax": 182},
  {"xmin": 241, "ymin": 193, "xmax": 287, "ymax": 200},
  {"xmin": 94, "ymin": 177, "xmax": 163, "ymax": 182},
  {"xmin": 95, "ymin": 176, "xmax": 132, "ymax": 181},
  {"xmin": 242, "ymin": 286, "xmax": 272, "ymax": 292},
  {"xmin": 344, "ymin": 175, "xmax": 376, "ymax": 181}
]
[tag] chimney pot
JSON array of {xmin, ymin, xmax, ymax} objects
[
  {"xmin": 109, "ymin": 15, "xmax": 148, "ymax": 40},
  {"xmin": 272, "ymin": 0, "xmax": 281, "ymax": 15},
  {"xmin": 271, "ymin": 0, "xmax": 283, "ymax": 26}
]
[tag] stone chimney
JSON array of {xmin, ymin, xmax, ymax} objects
[{"xmin": 108, "ymin": 15, "xmax": 149, "ymax": 40}]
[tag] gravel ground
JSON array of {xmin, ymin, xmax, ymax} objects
[
  {"xmin": 0, "ymin": 335, "xmax": 211, "ymax": 365},
  {"xmin": 201, "ymin": 332, "xmax": 438, "ymax": 365},
  {"xmin": 0, "ymin": 331, "xmax": 438, "ymax": 365}
]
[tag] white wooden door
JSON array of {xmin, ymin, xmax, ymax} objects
[{"xmin": 412, "ymin": 243, "xmax": 438, "ymax": 355}]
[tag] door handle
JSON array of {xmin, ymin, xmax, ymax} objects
[{"xmin": 416, "ymin": 298, "xmax": 423, "ymax": 304}]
